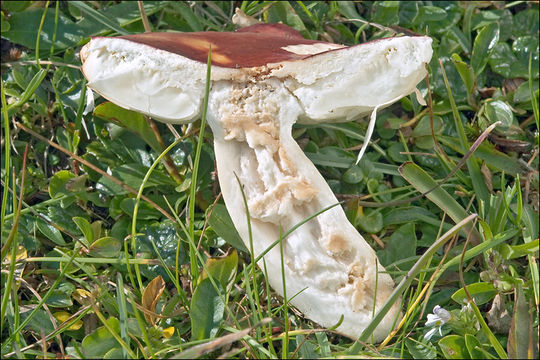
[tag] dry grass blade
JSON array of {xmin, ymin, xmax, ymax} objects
[{"xmin": 172, "ymin": 318, "xmax": 272, "ymax": 359}]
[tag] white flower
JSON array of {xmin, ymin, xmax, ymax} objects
[{"xmin": 424, "ymin": 305, "xmax": 451, "ymax": 340}]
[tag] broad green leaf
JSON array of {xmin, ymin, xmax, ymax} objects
[
  {"xmin": 94, "ymin": 102, "xmax": 163, "ymax": 153},
  {"xmin": 96, "ymin": 163, "xmax": 174, "ymax": 196},
  {"xmin": 488, "ymin": 42, "xmax": 529, "ymax": 78},
  {"xmin": 89, "ymin": 237, "xmax": 122, "ymax": 258},
  {"xmin": 451, "ymin": 53, "xmax": 475, "ymax": 95},
  {"xmin": 484, "ymin": 100, "xmax": 515, "ymax": 129},
  {"xmin": 471, "ymin": 23, "xmax": 499, "ymax": 76},
  {"xmin": 383, "ymin": 206, "xmax": 440, "ymax": 227},
  {"xmin": 356, "ymin": 209, "xmax": 383, "ymax": 234},
  {"xmin": 120, "ymin": 198, "xmax": 161, "ymax": 220},
  {"xmin": 266, "ymin": 1, "xmax": 309, "ymax": 37},
  {"xmin": 405, "ymin": 338, "xmax": 437, "ymax": 359},
  {"xmin": 507, "ymin": 284, "xmax": 532, "ymax": 359},
  {"xmin": 70, "ymin": 1, "xmax": 130, "ymax": 35},
  {"xmin": 513, "ymin": 9, "xmax": 539, "ymax": 37},
  {"xmin": 137, "ymin": 221, "xmax": 188, "ymax": 281},
  {"xmin": 20, "ymin": 308, "xmax": 55, "ymax": 335},
  {"xmin": 305, "ymin": 147, "xmax": 354, "ymax": 168},
  {"xmin": 49, "ymin": 170, "xmax": 76, "ymax": 198},
  {"xmin": 372, "ymin": 1, "xmax": 399, "ymax": 26},
  {"xmin": 499, "ymin": 239, "xmax": 539, "ymax": 260},
  {"xmin": 451, "ymin": 282, "xmax": 497, "ymax": 306},
  {"xmin": 415, "ymin": 5, "xmax": 447, "ymax": 24},
  {"xmin": 190, "ymin": 278, "xmax": 225, "ymax": 340},
  {"xmin": 200, "ymin": 250, "xmax": 238, "ymax": 290},
  {"xmin": 438, "ymin": 335, "xmax": 469, "ymax": 359},
  {"xmin": 72, "ymin": 216, "xmax": 94, "ymax": 244},
  {"xmin": 342, "ymin": 165, "xmax": 364, "ymax": 184},
  {"xmin": 169, "ymin": 1, "xmax": 203, "ymax": 32},
  {"xmin": 296, "ymin": 334, "xmax": 318, "ymax": 359},
  {"xmin": 45, "ymin": 289, "xmax": 74, "ymax": 308},
  {"xmin": 411, "ymin": 115, "xmax": 444, "ymax": 149},
  {"xmin": 208, "ymin": 204, "xmax": 247, "ymax": 253},
  {"xmin": 36, "ymin": 218, "xmax": 67, "ymax": 246},
  {"xmin": 464, "ymin": 334, "xmax": 484, "ymax": 359},
  {"xmin": 377, "ymin": 223, "xmax": 417, "ymax": 270},
  {"xmin": 82, "ymin": 317, "xmax": 121, "ymax": 358}
]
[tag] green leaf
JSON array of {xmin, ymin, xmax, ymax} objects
[
  {"xmin": 190, "ymin": 279, "xmax": 225, "ymax": 340},
  {"xmin": 484, "ymin": 100, "xmax": 515, "ymax": 129},
  {"xmin": 405, "ymin": 338, "xmax": 437, "ymax": 359},
  {"xmin": 513, "ymin": 9, "xmax": 539, "ymax": 37},
  {"xmin": 488, "ymin": 42, "xmax": 529, "ymax": 78},
  {"xmin": 48, "ymin": 170, "xmax": 77, "ymax": 198},
  {"xmin": 137, "ymin": 220, "xmax": 187, "ymax": 281},
  {"xmin": 168, "ymin": 1, "xmax": 202, "ymax": 32},
  {"xmin": 464, "ymin": 334, "xmax": 485, "ymax": 359},
  {"xmin": 20, "ymin": 308, "xmax": 55, "ymax": 335},
  {"xmin": 438, "ymin": 136, "xmax": 527, "ymax": 176},
  {"xmin": 305, "ymin": 148, "xmax": 354, "ymax": 168},
  {"xmin": 451, "ymin": 282, "xmax": 497, "ymax": 306},
  {"xmin": 201, "ymin": 250, "xmax": 238, "ymax": 290},
  {"xmin": 89, "ymin": 237, "xmax": 122, "ymax": 258},
  {"xmin": 69, "ymin": 1, "xmax": 130, "ymax": 35},
  {"xmin": 399, "ymin": 162, "xmax": 481, "ymax": 243},
  {"xmin": 82, "ymin": 317, "xmax": 122, "ymax": 358},
  {"xmin": 438, "ymin": 335, "xmax": 469, "ymax": 359},
  {"xmin": 266, "ymin": 1, "xmax": 308, "ymax": 37},
  {"xmin": 411, "ymin": 115, "xmax": 444, "ymax": 149},
  {"xmin": 507, "ymin": 284, "xmax": 532, "ymax": 359},
  {"xmin": 471, "ymin": 23, "xmax": 499, "ymax": 76},
  {"xmin": 377, "ymin": 223, "xmax": 417, "ymax": 270},
  {"xmin": 342, "ymin": 165, "xmax": 364, "ymax": 184},
  {"xmin": 36, "ymin": 218, "xmax": 67, "ymax": 246},
  {"xmin": 96, "ymin": 163, "xmax": 174, "ymax": 196},
  {"xmin": 208, "ymin": 204, "xmax": 248, "ymax": 253},
  {"xmin": 415, "ymin": 5, "xmax": 447, "ymax": 23},
  {"xmin": 120, "ymin": 198, "xmax": 161, "ymax": 220},
  {"xmin": 356, "ymin": 209, "xmax": 383, "ymax": 234},
  {"xmin": 372, "ymin": 1, "xmax": 399, "ymax": 26},
  {"xmin": 45, "ymin": 289, "xmax": 73, "ymax": 307},
  {"xmin": 296, "ymin": 334, "xmax": 318, "ymax": 359},
  {"xmin": 94, "ymin": 102, "xmax": 163, "ymax": 153},
  {"xmin": 72, "ymin": 216, "xmax": 94, "ymax": 244},
  {"xmin": 451, "ymin": 53, "xmax": 475, "ymax": 95}
]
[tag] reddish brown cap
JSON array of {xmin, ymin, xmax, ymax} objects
[{"xmin": 115, "ymin": 24, "xmax": 332, "ymax": 68}]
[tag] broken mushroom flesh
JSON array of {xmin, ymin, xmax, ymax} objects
[{"xmin": 80, "ymin": 24, "xmax": 432, "ymax": 342}]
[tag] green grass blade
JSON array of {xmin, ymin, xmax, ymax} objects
[
  {"xmin": 399, "ymin": 162, "xmax": 482, "ymax": 243},
  {"xmin": 70, "ymin": 1, "xmax": 131, "ymax": 35}
]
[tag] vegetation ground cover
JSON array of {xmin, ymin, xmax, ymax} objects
[{"xmin": 1, "ymin": 1, "xmax": 539, "ymax": 358}]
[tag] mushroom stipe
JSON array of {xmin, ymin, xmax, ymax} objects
[{"xmin": 80, "ymin": 23, "xmax": 432, "ymax": 342}]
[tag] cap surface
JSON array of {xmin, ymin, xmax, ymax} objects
[{"xmin": 80, "ymin": 24, "xmax": 432, "ymax": 123}]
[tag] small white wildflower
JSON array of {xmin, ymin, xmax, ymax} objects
[{"xmin": 424, "ymin": 305, "xmax": 451, "ymax": 340}]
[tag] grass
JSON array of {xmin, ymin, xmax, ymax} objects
[{"xmin": 1, "ymin": 1, "xmax": 539, "ymax": 359}]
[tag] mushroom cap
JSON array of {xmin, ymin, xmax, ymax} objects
[{"xmin": 80, "ymin": 24, "xmax": 432, "ymax": 124}]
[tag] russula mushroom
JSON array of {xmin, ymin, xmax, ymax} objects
[{"xmin": 80, "ymin": 23, "xmax": 432, "ymax": 341}]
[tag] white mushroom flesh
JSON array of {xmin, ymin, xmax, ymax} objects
[{"xmin": 80, "ymin": 34, "xmax": 433, "ymax": 341}]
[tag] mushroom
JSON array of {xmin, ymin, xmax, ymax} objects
[{"xmin": 80, "ymin": 23, "xmax": 432, "ymax": 341}]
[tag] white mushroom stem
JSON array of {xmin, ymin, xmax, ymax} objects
[{"xmin": 207, "ymin": 79, "xmax": 400, "ymax": 341}]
